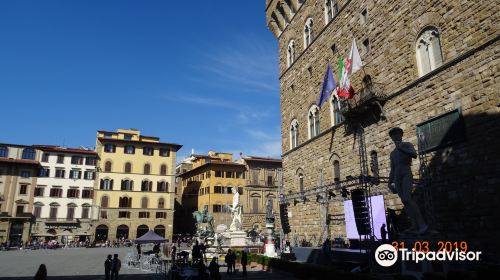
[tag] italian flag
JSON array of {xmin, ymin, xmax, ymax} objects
[{"xmin": 338, "ymin": 38, "xmax": 363, "ymax": 99}]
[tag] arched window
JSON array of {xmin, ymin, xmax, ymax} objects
[
  {"xmin": 285, "ymin": 0, "xmax": 296, "ymax": 14},
  {"xmin": 276, "ymin": 2, "xmax": 289, "ymax": 25},
  {"xmin": 158, "ymin": 198, "xmax": 165, "ymax": 209},
  {"xmin": 119, "ymin": 197, "xmax": 132, "ymax": 208},
  {"xmin": 0, "ymin": 146, "xmax": 8, "ymax": 157},
  {"xmin": 331, "ymin": 95, "xmax": 342, "ymax": 126},
  {"xmin": 333, "ymin": 160, "xmax": 341, "ymax": 182},
  {"xmin": 100, "ymin": 196, "xmax": 109, "ymax": 208},
  {"xmin": 298, "ymin": 172, "xmax": 304, "ymax": 193},
  {"xmin": 144, "ymin": 164, "xmax": 151, "ymax": 175},
  {"xmin": 104, "ymin": 161, "xmax": 112, "ymax": 172},
  {"xmin": 22, "ymin": 148, "xmax": 35, "ymax": 160},
  {"xmin": 141, "ymin": 197, "xmax": 148, "ymax": 208},
  {"xmin": 308, "ymin": 105, "xmax": 320, "ymax": 138},
  {"xmin": 141, "ymin": 180, "xmax": 152, "ymax": 192},
  {"xmin": 160, "ymin": 164, "xmax": 167, "ymax": 175},
  {"xmin": 416, "ymin": 27, "xmax": 443, "ymax": 77},
  {"xmin": 324, "ymin": 0, "xmax": 339, "ymax": 23},
  {"xmin": 157, "ymin": 181, "xmax": 168, "ymax": 192},
  {"xmin": 100, "ymin": 179, "xmax": 113, "ymax": 190},
  {"xmin": 304, "ymin": 18, "xmax": 313, "ymax": 48},
  {"xmin": 290, "ymin": 119, "xmax": 299, "ymax": 149},
  {"xmin": 154, "ymin": 225, "xmax": 165, "ymax": 237},
  {"xmin": 136, "ymin": 225, "xmax": 149, "ymax": 238},
  {"xmin": 121, "ymin": 179, "xmax": 133, "ymax": 191},
  {"xmin": 124, "ymin": 162, "xmax": 132, "ymax": 173},
  {"xmin": 287, "ymin": 40, "xmax": 295, "ymax": 67}
]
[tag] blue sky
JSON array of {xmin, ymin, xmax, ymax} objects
[{"xmin": 0, "ymin": 0, "xmax": 281, "ymax": 161}]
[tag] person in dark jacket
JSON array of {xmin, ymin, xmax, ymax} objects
[
  {"xmin": 111, "ymin": 254, "xmax": 121, "ymax": 280},
  {"xmin": 33, "ymin": 264, "xmax": 47, "ymax": 280},
  {"xmin": 104, "ymin": 254, "xmax": 112, "ymax": 280},
  {"xmin": 208, "ymin": 257, "xmax": 220, "ymax": 280},
  {"xmin": 241, "ymin": 249, "xmax": 248, "ymax": 277}
]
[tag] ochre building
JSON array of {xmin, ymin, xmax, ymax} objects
[{"xmin": 93, "ymin": 129, "xmax": 181, "ymax": 241}]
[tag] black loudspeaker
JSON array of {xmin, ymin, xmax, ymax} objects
[
  {"xmin": 279, "ymin": 203, "xmax": 291, "ymax": 234},
  {"xmin": 351, "ymin": 188, "xmax": 371, "ymax": 235}
]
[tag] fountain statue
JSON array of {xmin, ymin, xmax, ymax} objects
[
  {"xmin": 225, "ymin": 187, "xmax": 247, "ymax": 247},
  {"xmin": 192, "ymin": 205, "xmax": 215, "ymax": 238},
  {"xmin": 228, "ymin": 187, "xmax": 242, "ymax": 231}
]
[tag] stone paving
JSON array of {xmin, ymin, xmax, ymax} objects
[
  {"xmin": 0, "ymin": 247, "xmax": 298, "ymax": 280},
  {"xmin": 0, "ymin": 247, "xmax": 151, "ymax": 280}
]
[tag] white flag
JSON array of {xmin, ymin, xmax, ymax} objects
[{"xmin": 349, "ymin": 38, "xmax": 363, "ymax": 74}]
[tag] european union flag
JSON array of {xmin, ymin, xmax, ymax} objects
[{"xmin": 317, "ymin": 63, "xmax": 336, "ymax": 108}]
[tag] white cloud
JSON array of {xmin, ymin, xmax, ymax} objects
[
  {"xmin": 190, "ymin": 35, "xmax": 279, "ymax": 94},
  {"xmin": 249, "ymin": 140, "xmax": 282, "ymax": 158}
]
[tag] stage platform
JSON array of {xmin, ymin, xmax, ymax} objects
[{"xmin": 292, "ymin": 247, "xmax": 369, "ymax": 265}]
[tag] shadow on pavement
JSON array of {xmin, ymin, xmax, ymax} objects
[{"xmin": 0, "ymin": 274, "xmax": 155, "ymax": 280}]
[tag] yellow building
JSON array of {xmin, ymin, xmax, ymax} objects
[
  {"xmin": 178, "ymin": 152, "xmax": 282, "ymax": 234},
  {"xmin": 93, "ymin": 129, "xmax": 181, "ymax": 241},
  {"xmin": 179, "ymin": 152, "xmax": 246, "ymax": 230}
]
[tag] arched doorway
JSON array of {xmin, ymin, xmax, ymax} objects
[
  {"xmin": 116, "ymin": 225, "xmax": 129, "ymax": 239},
  {"xmin": 154, "ymin": 225, "xmax": 165, "ymax": 237},
  {"xmin": 95, "ymin": 225, "xmax": 109, "ymax": 242},
  {"xmin": 136, "ymin": 225, "xmax": 149, "ymax": 238},
  {"xmin": 9, "ymin": 222, "xmax": 24, "ymax": 244}
]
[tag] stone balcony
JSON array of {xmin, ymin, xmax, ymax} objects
[{"xmin": 341, "ymin": 76, "xmax": 387, "ymax": 123}]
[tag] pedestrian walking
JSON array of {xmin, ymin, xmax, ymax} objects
[
  {"xmin": 104, "ymin": 254, "xmax": 112, "ymax": 280},
  {"xmin": 33, "ymin": 264, "xmax": 47, "ymax": 280},
  {"xmin": 208, "ymin": 257, "xmax": 220, "ymax": 280},
  {"xmin": 111, "ymin": 254, "xmax": 121, "ymax": 280},
  {"xmin": 225, "ymin": 249, "xmax": 236, "ymax": 274},
  {"xmin": 241, "ymin": 249, "xmax": 248, "ymax": 277},
  {"xmin": 171, "ymin": 244, "xmax": 177, "ymax": 262}
]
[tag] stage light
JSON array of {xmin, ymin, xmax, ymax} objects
[
  {"xmin": 341, "ymin": 186, "xmax": 350, "ymax": 198},
  {"xmin": 328, "ymin": 191, "xmax": 336, "ymax": 199},
  {"xmin": 316, "ymin": 194, "xmax": 323, "ymax": 203}
]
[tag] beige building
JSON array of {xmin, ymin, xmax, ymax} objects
[
  {"xmin": 0, "ymin": 144, "xmax": 40, "ymax": 245},
  {"xmin": 266, "ymin": 0, "xmax": 499, "ymax": 257},
  {"xmin": 240, "ymin": 156, "xmax": 282, "ymax": 232},
  {"xmin": 177, "ymin": 152, "xmax": 282, "ymax": 234},
  {"xmin": 93, "ymin": 129, "xmax": 181, "ymax": 241}
]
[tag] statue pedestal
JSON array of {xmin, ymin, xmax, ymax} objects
[
  {"xmin": 264, "ymin": 221, "xmax": 277, "ymax": 257},
  {"xmin": 229, "ymin": 231, "xmax": 247, "ymax": 247},
  {"xmin": 398, "ymin": 232, "xmax": 449, "ymax": 278},
  {"xmin": 265, "ymin": 242, "xmax": 277, "ymax": 258}
]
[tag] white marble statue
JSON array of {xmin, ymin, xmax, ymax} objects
[{"xmin": 228, "ymin": 187, "xmax": 242, "ymax": 231}]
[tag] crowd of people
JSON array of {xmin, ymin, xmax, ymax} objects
[{"xmin": 0, "ymin": 239, "xmax": 94, "ymax": 250}]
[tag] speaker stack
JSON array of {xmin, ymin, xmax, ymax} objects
[
  {"xmin": 351, "ymin": 188, "xmax": 371, "ymax": 235},
  {"xmin": 279, "ymin": 203, "xmax": 291, "ymax": 234}
]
